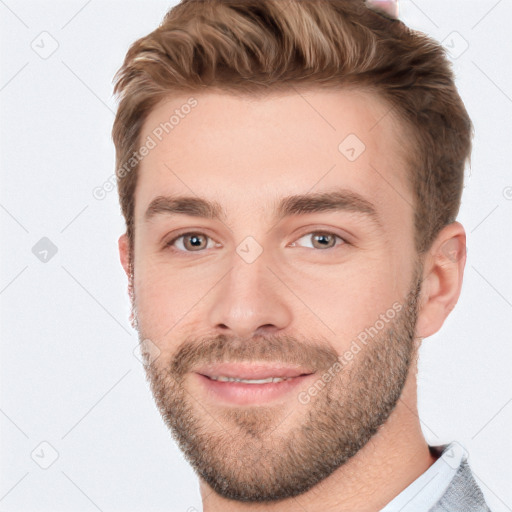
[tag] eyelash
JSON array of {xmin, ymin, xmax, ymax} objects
[{"xmin": 164, "ymin": 230, "xmax": 348, "ymax": 254}]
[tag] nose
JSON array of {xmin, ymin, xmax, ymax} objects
[{"xmin": 206, "ymin": 250, "xmax": 293, "ymax": 340}]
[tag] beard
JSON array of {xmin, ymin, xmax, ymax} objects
[{"xmin": 130, "ymin": 261, "xmax": 423, "ymax": 503}]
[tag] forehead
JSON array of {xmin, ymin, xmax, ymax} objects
[{"xmin": 134, "ymin": 88, "xmax": 413, "ymax": 227}]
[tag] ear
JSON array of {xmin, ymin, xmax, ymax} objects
[
  {"xmin": 415, "ymin": 221, "xmax": 467, "ymax": 339},
  {"xmin": 118, "ymin": 233, "xmax": 131, "ymax": 278}
]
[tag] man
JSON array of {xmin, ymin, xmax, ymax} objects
[{"xmin": 112, "ymin": 0, "xmax": 491, "ymax": 510}]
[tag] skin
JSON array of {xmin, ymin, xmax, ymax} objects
[{"xmin": 118, "ymin": 88, "xmax": 466, "ymax": 511}]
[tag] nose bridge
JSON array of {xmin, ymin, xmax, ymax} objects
[{"xmin": 206, "ymin": 241, "xmax": 292, "ymax": 337}]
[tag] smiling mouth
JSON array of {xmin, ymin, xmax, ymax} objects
[
  {"xmin": 203, "ymin": 375, "xmax": 309, "ymax": 383},
  {"xmin": 194, "ymin": 361, "xmax": 315, "ymax": 380},
  {"xmin": 192, "ymin": 362, "xmax": 316, "ymax": 405}
]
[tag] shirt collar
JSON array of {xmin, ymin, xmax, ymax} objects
[{"xmin": 379, "ymin": 441, "xmax": 466, "ymax": 511}]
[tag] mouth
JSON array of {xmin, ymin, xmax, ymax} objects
[
  {"xmin": 205, "ymin": 375, "xmax": 298, "ymax": 383},
  {"xmin": 193, "ymin": 362, "xmax": 315, "ymax": 405}
]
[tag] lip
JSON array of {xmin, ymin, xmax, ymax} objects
[
  {"xmin": 194, "ymin": 362, "xmax": 314, "ymax": 380},
  {"xmin": 192, "ymin": 362, "xmax": 315, "ymax": 406}
]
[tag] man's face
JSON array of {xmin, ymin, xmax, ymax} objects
[{"xmin": 122, "ymin": 88, "xmax": 423, "ymax": 501}]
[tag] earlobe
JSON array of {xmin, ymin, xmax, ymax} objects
[
  {"xmin": 415, "ymin": 222, "xmax": 467, "ymax": 339},
  {"xmin": 118, "ymin": 233, "xmax": 131, "ymax": 277}
]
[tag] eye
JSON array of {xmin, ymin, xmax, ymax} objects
[
  {"xmin": 290, "ymin": 231, "xmax": 346, "ymax": 250},
  {"xmin": 165, "ymin": 230, "xmax": 346, "ymax": 253},
  {"xmin": 165, "ymin": 232, "xmax": 218, "ymax": 253}
]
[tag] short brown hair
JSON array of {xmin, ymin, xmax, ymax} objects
[{"xmin": 112, "ymin": 0, "xmax": 473, "ymax": 256}]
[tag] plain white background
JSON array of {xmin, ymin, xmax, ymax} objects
[{"xmin": 1, "ymin": 1, "xmax": 511, "ymax": 510}]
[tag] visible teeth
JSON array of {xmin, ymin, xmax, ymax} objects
[{"xmin": 209, "ymin": 376, "xmax": 290, "ymax": 383}]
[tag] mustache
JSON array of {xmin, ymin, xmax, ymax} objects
[{"xmin": 167, "ymin": 333, "xmax": 341, "ymax": 380}]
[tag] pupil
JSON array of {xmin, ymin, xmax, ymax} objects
[
  {"xmin": 190, "ymin": 235, "xmax": 202, "ymax": 247},
  {"xmin": 315, "ymin": 233, "xmax": 332, "ymax": 247}
]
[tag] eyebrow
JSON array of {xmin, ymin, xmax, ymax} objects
[{"xmin": 144, "ymin": 189, "xmax": 382, "ymax": 228}]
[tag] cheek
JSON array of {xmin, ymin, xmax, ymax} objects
[
  {"xmin": 286, "ymin": 260, "xmax": 400, "ymax": 346},
  {"xmin": 133, "ymin": 259, "xmax": 216, "ymax": 333},
  {"xmin": 133, "ymin": 270, "xmax": 191, "ymax": 364},
  {"xmin": 134, "ymin": 272, "xmax": 180, "ymax": 325}
]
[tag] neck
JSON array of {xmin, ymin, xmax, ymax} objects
[{"xmin": 200, "ymin": 368, "xmax": 438, "ymax": 512}]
